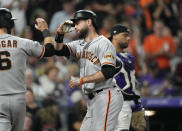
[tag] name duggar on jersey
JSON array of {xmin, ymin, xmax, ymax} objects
[
  {"xmin": 0, "ymin": 40, "xmax": 17, "ymax": 48},
  {"xmin": 77, "ymin": 51, "xmax": 100, "ymax": 65}
]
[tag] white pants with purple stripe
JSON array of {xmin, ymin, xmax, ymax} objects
[{"xmin": 80, "ymin": 87, "xmax": 123, "ymax": 131}]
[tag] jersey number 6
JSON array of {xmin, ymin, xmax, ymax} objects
[{"xmin": 0, "ymin": 51, "xmax": 12, "ymax": 70}]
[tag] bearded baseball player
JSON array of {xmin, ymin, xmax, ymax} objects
[
  {"xmin": 0, "ymin": 8, "xmax": 55, "ymax": 131},
  {"xmin": 108, "ymin": 24, "xmax": 146, "ymax": 131},
  {"xmin": 54, "ymin": 10, "xmax": 123, "ymax": 131}
]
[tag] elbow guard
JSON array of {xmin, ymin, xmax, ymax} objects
[
  {"xmin": 43, "ymin": 43, "xmax": 55, "ymax": 57},
  {"xmin": 101, "ymin": 65, "xmax": 116, "ymax": 79},
  {"xmin": 55, "ymin": 45, "xmax": 70, "ymax": 57}
]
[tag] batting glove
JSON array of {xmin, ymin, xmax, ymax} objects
[{"xmin": 57, "ymin": 20, "xmax": 74, "ymax": 34}]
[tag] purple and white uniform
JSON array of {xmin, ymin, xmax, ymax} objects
[{"xmin": 114, "ymin": 52, "xmax": 142, "ymax": 131}]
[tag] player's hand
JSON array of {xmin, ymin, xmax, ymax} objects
[
  {"xmin": 69, "ymin": 76, "xmax": 83, "ymax": 88},
  {"xmin": 35, "ymin": 18, "xmax": 48, "ymax": 32},
  {"xmin": 131, "ymin": 110, "xmax": 146, "ymax": 131},
  {"xmin": 57, "ymin": 20, "xmax": 74, "ymax": 35}
]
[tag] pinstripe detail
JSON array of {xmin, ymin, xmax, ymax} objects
[{"xmin": 104, "ymin": 90, "xmax": 111, "ymax": 131}]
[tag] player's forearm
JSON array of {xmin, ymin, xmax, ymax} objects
[
  {"xmin": 54, "ymin": 31, "xmax": 64, "ymax": 50},
  {"xmin": 82, "ymin": 65, "xmax": 116, "ymax": 84},
  {"xmin": 82, "ymin": 71, "xmax": 106, "ymax": 84}
]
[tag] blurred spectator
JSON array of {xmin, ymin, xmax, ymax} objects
[
  {"xmin": 68, "ymin": 98, "xmax": 87, "ymax": 131},
  {"xmin": 141, "ymin": 81, "xmax": 151, "ymax": 97},
  {"xmin": 21, "ymin": 26, "xmax": 33, "ymax": 39},
  {"xmin": 26, "ymin": 0, "xmax": 39, "ymax": 26},
  {"xmin": 25, "ymin": 69, "xmax": 40, "ymax": 90},
  {"xmin": 21, "ymin": 26, "xmax": 33, "ymax": 40},
  {"xmin": 0, "ymin": 0, "xmax": 16, "ymax": 9},
  {"xmin": 143, "ymin": 19, "xmax": 175, "ymax": 77},
  {"xmin": 139, "ymin": 0, "xmax": 154, "ymax": 8},
  {"xmin": 147, "ymin": 0, "xmax": 178, "ymax": 35},
  {"xmin": 26, "ymin": 88, "xmax": 40, "ymax": 116},
  {"xmin": 99, "ymin": 15, "xmax": 116, "ymax": 37},
  {"xmin": 30, "ymin": 8, "xmax": 48, "ymax": 42},
  {"xmin": 139, "ymin": 61, "xmax": 165, "ymax": 97},
  {"xmin": 88, "ymin": 0, "xmax": 118, "ymax": 29},
  {"xmin": 126, "ymin": 25, "xmax": 147, "ymax": 76},
  {"xmin": 12, "ymin": 0, "xmax": 27, "ymax": 36},
  {"xmin": 157, "ymin": 77, "xmax": 175, "ymax": 97},
  {"xmin": 49, "ymin": 0, "xmax": 75, "ymax": 42},
  {"xmin": 170, "ymin": 27, "xmax": 182, "ymax": 73},
  {"xmin": 174, "ymin": 62, "xmax": 182, "ymax": 87},
  {"xmin": 27, "ymin": 57, "xmax": 42, "ymax": 80},
  {"xmin": 0, "ymin": 0, "xmax": 27, "ymax": 35},
  {"xmin": 23, "ymin": 112, "xmax": 32, "ymax": 131},
  {"xmin": 176, "ymin": 0, "xmax": 182, "ymax": 26},
  {"xmin": 114, "ymin": 1, "xmax": 126, "ymax": 23},
  {"xmin": 38, "ymin": 64, "xmax": 60, "ymax": 100},
  {"xmin": 55, "ymin": 57, "xmax": 69, "ymax": 83},
  {"xmin": 31, "ymin": 98, "xmax": 62, "ymax": 131},
  {"xmin": 67, "ymin": 63, "xmax": 80, "ymax": 77}
]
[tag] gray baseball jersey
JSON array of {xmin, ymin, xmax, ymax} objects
[
  {"xmin": 0, "ymin": 34, "xmax": 44, "ymax": 95},
  {"xmin": 66, "ymin": 35, "xmax": 123, "ymax": 131},
  {"xmin": 67, "ymin": 35, "xmax": 116, "ymax": 93},
  {"xmin": 0, "ymin": 34, "xmax": 44, "ymax": 131}
]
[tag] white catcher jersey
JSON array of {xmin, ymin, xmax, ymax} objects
[
  {"xmin": 66, "ymin": 35, "xmax": 116, "ymax": 93},
  {"xmin": 0, "ymin": 34, "xmax": 44, "ymax": 95}
]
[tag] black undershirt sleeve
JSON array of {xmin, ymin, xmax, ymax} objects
[
  {"xmin": 101, "ymin": 65, "xmax": 116, "ymax": 79},
  {"xmin": 43, "ymin": 43, "xmax": 55, "ymax": 57},
  {"xmin": 55, "ymin": 44, "xmax": 70, "ymax": 57}
]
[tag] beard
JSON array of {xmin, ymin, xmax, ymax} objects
[
  {"xmin": 77, "ymin": 28, "xmax": 89, "ymax": 39},
  {"xmin": 119, "ymin": 42, "xmax": 129, "ymax": 49}
]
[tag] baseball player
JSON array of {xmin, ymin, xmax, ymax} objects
[
  {"xmin": 0, "ymin": 8, "xmax": 55, "ymax": 131},
  {"xmin": 54, "ymin": 10, "xmax": 123, "ymax": 131},
  {"xmin": 108, "ymin": 24, "xmax": 146, "ymax": 131}
]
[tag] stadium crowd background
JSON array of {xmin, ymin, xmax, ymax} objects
[{"xmin": 0, "ymin": 0, "xmax": 182, "ymax": 131}]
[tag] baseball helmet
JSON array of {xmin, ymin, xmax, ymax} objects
[
  {"xmin": 71, "ymin": 10, "xmax": 97, "ymax": 28},
  {"xmin": 0, "ymin": 8, "xmax": 16, "ymax": 32}
]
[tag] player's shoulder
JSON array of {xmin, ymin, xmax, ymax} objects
[
  {"xmin": 10, "ymin": 35, "xmax": 32, "ymax": 42},
  {"xmin": 98, "ymin": 35, "xmax": 113, "ymax": 48},
  {"xmin": 99, "ymin": 35, "xmax": 112, "ymax": 44}
]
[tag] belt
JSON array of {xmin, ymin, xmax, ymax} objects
[
  {"xmin": 87, "ymin": 86, "xmax": 116, "ymax": 100},
  {"xmin": 88, "ymin": 89, "xmax": 103, "ymax": 100}
]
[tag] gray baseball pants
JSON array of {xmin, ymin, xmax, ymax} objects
[
  {"xmin": 80, "ymin": 87, "xmax": 123, "ymax": 131},
  {"xmin": 0, "ymin": 93, "xmax": 26, "ymax": 131}
]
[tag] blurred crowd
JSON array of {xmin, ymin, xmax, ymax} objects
[{"xmin": 0, "ymin": 0, "xmax": 182, "ymax": 131}]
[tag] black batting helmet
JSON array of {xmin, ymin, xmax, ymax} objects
[
  {"xmin": 71, "ymin": 10, "xmax": 97, "ymax": 29},
  {"xmin": 0, "ymin": 8, "xmax": 16, "ymax": 33}
]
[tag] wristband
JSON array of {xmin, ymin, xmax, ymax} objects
[
  {"xmin": 55, "ymin": 32, "xmax": 64, "ymax": 43},
  {"xmin": 42, "ymin": 29, "xmax": 51, "ymax": 38},
  {"xmin": 80, "ymin": 77, "xmax": 84, "ymax": 85}
]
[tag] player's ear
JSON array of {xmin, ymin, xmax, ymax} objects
[{"xmin": 87, "ymin": 19, "xmax": 92, "ymax": 27}]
